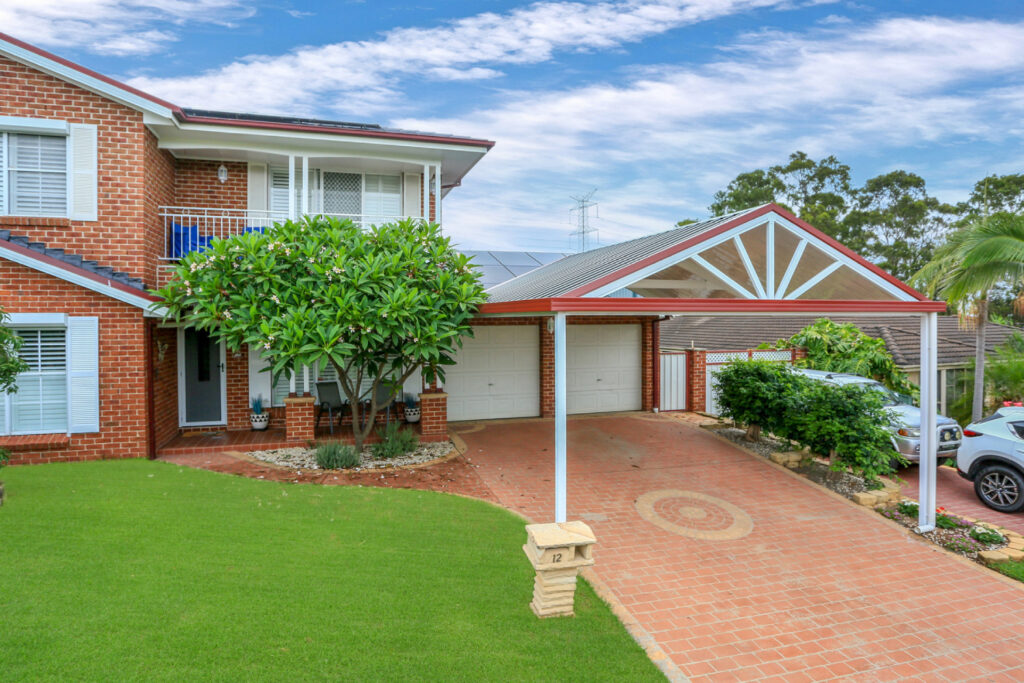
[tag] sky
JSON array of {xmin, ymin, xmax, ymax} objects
[{"xmin": 5, "ymin": 0, "xmax": 1024, "ymax": 252}]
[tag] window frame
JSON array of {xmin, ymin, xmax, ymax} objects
[
  {"xmin": 1, "ymin": 324, "xmax": 69, "ymax": 435},
  {"xmin": 1, "ymin": 131, "xmax": 70, "ymax": 219},
  {"xmin": 268, "ymin": 167, "xmax": 404, "ymax": 219}
]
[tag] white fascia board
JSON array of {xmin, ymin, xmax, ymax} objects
[
  {"xmin": 0, "ymin": 116, "xmax": 69, "ymax": 135},
  {"xmin": 168, "ymin": 121, "xmax": 485, "ymax": 155},
  {"xmin": 585, "ymin": 211, "xmax": 917, "ymax": 302},
  {"xmin": 0, "ymin": 243, "xmax": 159, "ymax": 313},
  {"xmin": 0, "ymin": 40, "xmax": 175, "ymax": 120}
]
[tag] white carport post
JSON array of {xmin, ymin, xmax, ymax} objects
[
  {"xmin": 554, "ymin": 311, "xmax": 567, "ymax": 523},
  {"xmin": 287, "ymin": 155, "xmax": 296, "ymax": 221},
  {"xmin": 918, "ymin": 311, "xmax": 938, "ymax": 532}
]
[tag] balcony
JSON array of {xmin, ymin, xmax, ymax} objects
[{"xmin": 159, "ymin": 207, "xmax": 410, "ymax": 260}]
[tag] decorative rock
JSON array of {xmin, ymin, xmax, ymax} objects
[
  {"xmin": 979, "ymin": 550, "xmax": 1011, "ymax": 565},
  {"xmin": 1003, "ymin": 548, "xmax": 1024, "ymax": 562},
  {"xmin": 852, "ymin": 491, "xmax": 879, "ymax": 506},
  {"xmin": 869, "ymin": 490, "xmax": 890, "ymax": 506}
]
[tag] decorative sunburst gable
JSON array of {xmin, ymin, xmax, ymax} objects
[{"xmin": 584, "ymin": 210, "xmax": 919, "ymax": 302}]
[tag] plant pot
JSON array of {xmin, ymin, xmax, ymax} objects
[
  {"xmin": 249, "ymin": 413, "xmax": 270, "ymax": 431},
  {"xmin": 404, "ymin": 407, "xmax": 421, "ymax": 423}
]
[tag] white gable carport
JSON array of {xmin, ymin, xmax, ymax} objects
[{"xmin": 481, "ymin": 204, "xmax": 946, "ymax": 532}]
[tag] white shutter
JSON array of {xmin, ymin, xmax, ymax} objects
[
  {"xmin": 67, "ymin": 316, "xmax": 99, "ymax": 433},
  {"xmin": 248, "ymin": 345, "xmax": 273, "ymax": 405},
  {"xmin": 247, "ymin": 163, "xmax": 268, "ymax": 211},
  {"xmin": 403, "ymin": 173, "xmax": 421, "ymax": 219},
  {"xmin": 68, "ymin": 124, "xmax": 97, "ymax": 221},
  {"xmin": 365, "ymin": 174, "xmax": 401, "ymax": 218},
  {"xmin": 269, "ymin": 167, "xmax": 290, "ymax": 215},
  {"xmin": 0, "ymin": 133, "xmax": 6, "ymax": 216}
]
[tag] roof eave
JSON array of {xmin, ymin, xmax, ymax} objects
[{"xmin": 477, "ymin": 297, "xmax": 948, "ymax": 316}]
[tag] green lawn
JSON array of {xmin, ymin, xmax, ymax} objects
[{"xmin": 0, "ymin": 460, "xmax": 661, "ymax": 681}]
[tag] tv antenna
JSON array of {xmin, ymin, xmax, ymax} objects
[{"xmin": 570, "ymin": 189, "xmax": 599, "ymax": 252}]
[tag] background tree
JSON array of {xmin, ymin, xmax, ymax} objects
[
  {"xmin": 844, "ymin": 170, "xmax": 956, "ymax": 281},
  {"xmin": 767, "ymin": 318, "xmax": 917, "ymax": 396},
  {"xmin": 157, "ymin": 217, "xmax": 487, "ymax": 450},
  {"xmin": 912, "ymin": 213, "xmax": 1024, "ymax": 422},
  {"xmin": 961, "ymin": 174, "xmax": 1024, "ymax": 217}
]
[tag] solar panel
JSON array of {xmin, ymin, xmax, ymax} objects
[
  {"xmin": 462, "ymin": 250, "xmax": 500, "ymax": 265},
  {"xmin": 490, "ymin": 251, "xmax": 538, "ymax": 267}
]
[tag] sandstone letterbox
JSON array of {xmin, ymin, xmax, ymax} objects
[{"xmin": 523, "ymin": 521, "xmax": 596, "ymax": 618}]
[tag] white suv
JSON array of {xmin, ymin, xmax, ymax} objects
[{"xmin": 957, "ymin": 407, "xmax": 1024, "ymax": 513}]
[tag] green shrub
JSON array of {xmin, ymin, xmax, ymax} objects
[
  {"xmin": 970, "ymin": 526, "xmax": 1005, "ymax": 545},
  {"xmin": 714, "ymin": 360, "xmax": 806, "ymax": 441},
  {"xmin": 897, "ymin": 500, "xmax": 919, "ymax": 517},
  {"xmin": 315, "ymin": 442, "xmax": 361, "ymax": 470},
  {"xmin": 371, "ymin": 422, "xmax": 419, "ymax": 459},
  {"xmin": 0, "ymin": 448, "xmax": 8, "ymax": 469}
]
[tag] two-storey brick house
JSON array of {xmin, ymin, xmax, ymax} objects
[{"xmin": 0, "ymin": 33, "xmax": 493, "ymax": 463}]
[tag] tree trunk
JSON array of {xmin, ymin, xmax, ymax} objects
[
  {"xmin": 745, "ymin": 423, "xmax": 761, "ymax": 442},
  {"xmin": 972, "ymin": 297, "xmax": 988, "ymax": 423}
]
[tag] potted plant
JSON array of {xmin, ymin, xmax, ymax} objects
[
  {"xmin": 403, "ymin": 393, "xmax": 421, "ymax": 423},
  {"xmin": 250, "ymin": 396, "xmax": 270, "ymax": 431},
  {"xmin": 0, "ymin": 448, "xmax": 8, "ymax": 506}
]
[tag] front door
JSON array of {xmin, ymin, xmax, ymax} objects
[{"xmin": 180, "ymin": 328, "xmax": 225, "ymax": 425}]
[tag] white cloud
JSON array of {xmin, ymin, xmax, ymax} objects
[
  {"xmin": 127, "ymin": 0, "xmax": 798, "ymax": 114},
  {"xmin": 0, "ymin": 0, "xmax": 253, "ymax": 56},
  {"xmin": 404, "ymin": 17, "xmax": 1024, "ymax": 249}
]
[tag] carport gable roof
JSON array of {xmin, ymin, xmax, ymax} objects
[{"xmin": 479, "ymin": 203, "xmax": 944, "ymax": 315}]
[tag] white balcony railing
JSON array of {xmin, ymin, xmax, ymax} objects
[{"xmin": 159, "ymin": 207, "xmax": 411, "ymax": 260}]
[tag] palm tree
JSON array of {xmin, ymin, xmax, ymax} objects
[{"xmin": 912, "ymin": 213, "xmax": 1024, "ymax": 422}]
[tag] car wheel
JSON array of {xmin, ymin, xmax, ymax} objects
[{"xmin": 974, "ymin": 464, "xmax": 1024, "ymax": 513}]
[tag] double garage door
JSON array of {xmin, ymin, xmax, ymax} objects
[{"xmin": 446, "ymin": 324, "xmax": 641, "ymax": 421}]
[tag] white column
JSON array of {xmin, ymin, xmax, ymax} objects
[
  {"xmin": 287, "ymin": 155, "xmax": 296, "ymax": 221},
  {"xmin": 434, "ymin": 164, "xmax": 442, "ymax": 225},
  {"xmin": 301, "ymin": 156, "xmax": 309, "ymax": 217},
  {"xmin": 302, "ymin": 365, "xmax": 310, "ymax": 396},
  {"xmin": 422, "ymin": 164, "xmax": 429, "ymax": 220},
  {"xmin": 554, "ymin": 311, "xmax": 567, "ymax": 523},
  {"xmin": 288, "ymin": 367, "xmax": 296, "ymax": 396},
  {"xmin": 918, "ymin": 311, "xmax": 938, "ymax": 532}
]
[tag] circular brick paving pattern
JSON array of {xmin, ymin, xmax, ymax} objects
[{"xmin": 635, "ymin": 489, "xmax": 753, "ymax": 540}]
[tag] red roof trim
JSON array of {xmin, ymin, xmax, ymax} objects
[
  {"xmin": 478, "ymin": 297, "xmax": 946, "ymax": 315},
  {"xmin": 0, "ymin": 32, "xmax": 181, "ymax": 112},
  {"xmin": 565, "ymin": 204, "xmax": 930, "ymax": 301},
  {"xmin": 175, "ymin": 113, "xmax": 495, "ymax": 148},
  {"xmin": 0, "ymin": 239, "xmax": 161, "ymax": 306}
]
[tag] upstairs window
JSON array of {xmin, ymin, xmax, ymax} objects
[
  {"xmin": 268, "ymin": 168, "xmax": 402, "ymax": 220},
  {"xmin": 1, "ymin": 133, "xmax": 68, "ymax": 217}
]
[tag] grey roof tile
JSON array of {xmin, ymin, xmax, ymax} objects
[
  {"xmin": 660, "ymin": 315, "xmax": 1021, "ymax": 368},
  {"xmin": 0, "ymin": 231, "xmax": 147, "ymax": 290}
]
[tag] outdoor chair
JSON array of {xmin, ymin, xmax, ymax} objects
[
  {"xmin": 360, "ymin": 382, "xmax": 401, "ymax": 429},
  {"xmin": 315, "ymin": 380, "xmax": 347, "ymax": 435}
]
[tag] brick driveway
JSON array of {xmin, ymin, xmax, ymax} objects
[
  {"xmin": 898, "ymin": 465, "xmax": 1024, "ymax": 536},
  {"xmin": 455, "ymin": 414, "xmax": 1024, "ymax": 682}
]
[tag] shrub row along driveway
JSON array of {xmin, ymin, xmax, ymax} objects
[{"xmin": 456, "ymin": 414, "xmax": 1024, "ymax": 682}]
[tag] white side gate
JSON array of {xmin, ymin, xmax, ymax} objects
[
  {"xmin": 659, "ymin": 353, "xmax": 687, "ymax": 411},
  {"xmin": 705, "ymin": 349, "xmax": 793, "ymax": 415}
]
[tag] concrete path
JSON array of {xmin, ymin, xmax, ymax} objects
[{"xmin": 454, "ymin": 414, "xmax": 1024, "ymax": 682}]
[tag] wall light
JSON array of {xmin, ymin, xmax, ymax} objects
[{"xmin": 217, "ymin": 164, "xmax": 228, "ymax": 184}]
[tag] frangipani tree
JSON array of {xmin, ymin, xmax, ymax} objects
[{"xmin": 156, "ymin": 217, "xmax": 487, "ymax": 449}]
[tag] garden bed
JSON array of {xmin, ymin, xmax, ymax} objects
[
  {"xmin": 247, "ymin": 439, "xmax": 454, "ymax": 471},
  {"xmin": 879, "ymin": 501, "xmax": 1009, "ymax": 560},
  {"xmin": 711, "ymin": 425, "xmax": 869, "ymax": 498}
]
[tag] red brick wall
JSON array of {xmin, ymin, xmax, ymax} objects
[
  {"xmin": 151, "ymin": 325, "xmax": 178, "ymax": 449},
  {"xmin": 226, "ymin": 348, "xmax": 250, "ymax": 430},
  {"xmin": 174, "ymin": 160, "xmax": 247, "ymax": 210},
  {"xmin": 143, "ymin": 129, "xmax": 176, "ymax": 288},
  {"xmin": 0, "ymin": 259, "xmax": 148, "ymax": 464},
  {"xmin": 690, "ymin": 349, "xmax": 707, "ymax": 413},
  {"xmin": 0, "ymin": 55, "xmax": 149, "ymax": 281}
]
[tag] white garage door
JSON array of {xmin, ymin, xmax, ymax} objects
[
  {"xmin": 568, "ymin": 324, "xmax": 641, "ymax": 414},
  {"xmin": 445, "ymin": 325, "xmax": 540, "ymax": 421}
]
